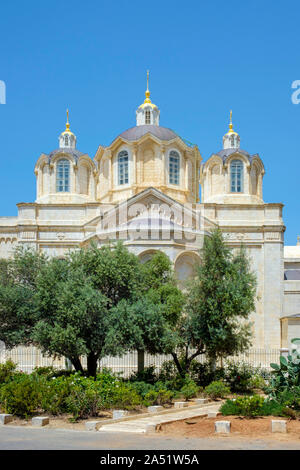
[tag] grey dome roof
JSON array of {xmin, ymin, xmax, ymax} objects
[
  {"xmin": 214, "ymin": 148, "xmax": 259, "ymax": 163},
  {"xmin": 47, "ymin": 149, "xmax": 86, "ymax": 162},
  {"xmin": 116, "ymin": 125, "xmax": 178, "ymax": 142}
]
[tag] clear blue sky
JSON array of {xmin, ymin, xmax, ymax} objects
[{"xmin": 0, "ymin": 0, "xmax": 299, "ymax": 244}]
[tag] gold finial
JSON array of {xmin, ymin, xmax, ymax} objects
[
  {"xmin": 145, "ymin": 70, "xmax": 151, "ymax": 103},
  {"xmin": 297, "ymin": 235, "xmax": 300, "ymax": 246},
  {"xmin": 65, "ymin": 108, "xmax": 70, "ymax": 132},
  {"xmin": 228, "ymin": 110, "xmax": 233, "ymax": 133}
]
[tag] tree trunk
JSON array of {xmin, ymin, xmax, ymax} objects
[
  {"xmin": 137, "ymin": 349, "xmax": 145, "ymax": 374},
  {"xmin": 70, "ymin": 356, "xmax": 84, "ymax": 374},
  {"xmin": 87, "ymin": 352, "xmax": 99, "ymax": 378},
  {"xmin": 171, "ymin": 352, "xmax": 185, "ymax": 378}
]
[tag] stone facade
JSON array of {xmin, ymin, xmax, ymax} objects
[{"xmin": 0, "ymin": 79, "xmax": 298, "ymax": 350}]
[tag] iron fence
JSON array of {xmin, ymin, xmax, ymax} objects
[{"xmin": 0, "ymin": 345, "xmax": 281, "ymax": 377}]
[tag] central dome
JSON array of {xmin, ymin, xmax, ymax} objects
[{"xmin": 117, "ymin": 125, "xmax": 178, "ymax": 142}]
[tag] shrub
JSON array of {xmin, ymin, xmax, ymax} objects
[
  {"xmin": 249, "ymin": 375, "xmax": 266, "ymax": 391},
  {"xmin": 40, "ymin": 376, "xmax": 73, "ymax": 415},
  {"xmin": 204, "ymin": 381, "xmax": 230, "ymax": 399},
  {"xmin": 143, "ymin": 389, "xmax": 159, "ymax": 407},
  {"xmin": 224, "ymin": 361, "xmax": 259, "ymax": 393},
  {"xmin": 180, "ymin": 378, "xmax": 199, "ymax": 401},
  {"xmin": 189, "ymin": 361, "xmax": 225, "ymax": 388},
  {"xmin": 220, "ymin": 395, "xmax": 265, "ymax": 417},
  {"xmin": 66, "ymin": 386, "xmax": 103, "ymax": 420},
  {"xmin": 32, "ymin": 366, "xmax": 57, "ymax": 378},
  {"xmin": 110, "ymin": 383, "xmax": 142, "ymax": 410},
  {"xmin": 143, "ymin": 388, "xmax": 173, "ymax": 407},
  {"xmin": 274, "ymin": 387, "xmax": 300, "ymax": 410},
  {"xmin": 0, "ymin": 374, "xmax": 41, "ymax": 418},
  {"xmin": 0, "ymin": 359, "xmax": 17, "ymax": 384},
  {"xmin": 130, "ymin": 381, "xmax": 154, "ymax": 399},
  {"xmin": 129, "ymin": 366, "xmax": 157, "ymax": 385}
]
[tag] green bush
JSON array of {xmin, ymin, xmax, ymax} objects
[
  {"xmin": 0, "ymin": 359, "xmax": 17, "ymax": 384},
  {"xmin": 0, "ymin": 374, "xmax": 41, "ymax": 418},
  {"xmin": 204, "ymin": 381, "xmax": 230, "ymax": 399},
  {"xmin": 224, "ymin": 361, "xmax": 263, "ymax": 393},
  {"xmin": 66, "ymin": 386, "xmax": 103, "ymax": 420},
  {"xmin": 180, "ymin": 378, "xmax": 199, "ymax": 401},
  {"xmin": 130, "ymin": 381, "xmax": 154, "ymax": 398},
  {"xmin": 143, "ymin": 389, "xmax": 158, "ymax": 406},
  {"xmin": 274, "ymin": 387, "xmax": 300, "ymax": 410},
  {"xmin": 143, "ymin": 388, "xmax": 173, "ymax": 407},
  {"xmin": 221, "ymin": 394, "xmax": 300, "ymax": 419},
  {"xmin": 189, "ymin": 361, "xmax": 225, "ymax": 388},
  {"xmin": 110, "ymin": 383, "xmax": 142, "ymax": 410},
  {"xmin": 32, "ymin": 366, "xmax": 57, "ymax": 378},
  {"xmin": 40, "ymin": 376, "xmax": 73, "ymax": 415},
  {"xmin": 129, "ymin": 366, "xmax": 157, "ymax": 385},
  {"xmin": 220, "ymin": 395, "xmax": 265, "ymax": 417}
]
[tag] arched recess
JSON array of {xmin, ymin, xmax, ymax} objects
[
  {"xmin": 143, "ymin": 148, "xmax": 155, "ymax": 182},
  {"xmin": 174, "ymin": 251, "xmax": 200, "ymax": 285},
  {"xmin": 78, "ymin": 163, "xmax": 90, "ymax": 195},
  {"xmin": 138, "ymin": 249, "xmax": 163, "ymax": 264},
  {"xmin": 250, "ymin": 164, "xmax": 258, "ymax": 195}
]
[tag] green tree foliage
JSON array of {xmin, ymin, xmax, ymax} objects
[
  {"xmin": 171, "ymin": 228, "xmax": 257, "ymax": 376},
  {"xmin": 32, "ymin": 242, "xmax": 145, "ymax": 377},
  {"xmin": 0, "ymin": 247, "xmax": 47, "ymax": 348},
  {"xmin": 108, "ymin": 252, "xmax": 184, "ymax": 357}
]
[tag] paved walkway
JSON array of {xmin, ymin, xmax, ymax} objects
[{"xmin": 99, "ymin": 403, "xmax": 221, "ymax": 433}]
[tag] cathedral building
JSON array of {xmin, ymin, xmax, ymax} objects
[{"xmin": 0, "ymin": 74, "xmax": 299, "ymax": 351}]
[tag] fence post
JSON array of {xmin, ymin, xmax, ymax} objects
[
  {"xmin": 280, "ymin": 348, "xmax": 289, "ymax": 359},
  {"xmin": 137, "ymin": 349, "xmax": 144, "ymax": 374},
  {"xmin": 65, "ymin": 357, "xmax": 73, "ymax": 371}
]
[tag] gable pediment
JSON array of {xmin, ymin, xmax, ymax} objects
[{"xmin": 82, "ymin": 187, "xmax": 215, "ymax": 243}]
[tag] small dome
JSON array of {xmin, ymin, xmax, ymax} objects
[
  {"xmin": 223, "ymin": 111, "xmax": 240, "ymax": 150},
  {"xmin": 59, "ymin": 110, "xmax": 77, "ymax": 149},
  {"xmin": 136, "ymin": 71, "xmax": 160, "ymax": 126},
  {"xmin": 116, "ymin": 125, "xmax": 178, "ymax": 142}
]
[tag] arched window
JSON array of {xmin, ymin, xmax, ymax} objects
[
  {"xmin": 56, "ymin": 159, "xmax": 70, "ymax": 192},
  {"xmin": 145, "ymin": 110, "xmax": 151, "ymax": 124},
  {"xmin": 230, "ymin": 159, "xmax": 243, "ymax": 193},
  {"xmin": 118, "ymin": 150, "xmax": 129, "ymax": 185},
  {"xmin": 64, "ymin": 134, "xmax": 69, "ymax": 147},
  {"xmin": 169, "ymin": 150, "xmax": 180, "ymax": 185}
]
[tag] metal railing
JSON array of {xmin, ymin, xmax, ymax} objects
[{"xmin": 0, "ymin": 345, "xmax": 281, "ymax": 377}]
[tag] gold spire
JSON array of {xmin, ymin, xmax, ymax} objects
[
  {"xmin": 144, "ymin": 70, "xmax": 151, "ymax": 103},
  {"xmin": 65, "ymin": 108, "xmax": 71, "ymax": 132},
  {"xmin": 228, "ymin": 110, "xmax": 234, "ymax": 133},
  {"xmin": 297, "ymin": 235, "xmax": 300, "ymax": 246},
  {"xmin": 137, "ymin": 71, "xmax": 158, "ymax": 110}
]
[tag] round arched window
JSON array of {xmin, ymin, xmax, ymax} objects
[
  {"xmin": 118, "ymin": 150, "xmax": 129, "ymax": 185},
  {"xmin": 56, "ymin": 159, "xmax": 70, "ymax": 192},
  {"xmin": 230, "ymin": 160, "xmax": 243, "ymax": 193},
  {"xmin": 169, "ymin": 151, "xmax": 180, "ymax": 185}
]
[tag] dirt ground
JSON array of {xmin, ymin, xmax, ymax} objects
[{"xmin": 158, "ymin": 415, "xmax": 300, "ymax": 442}]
